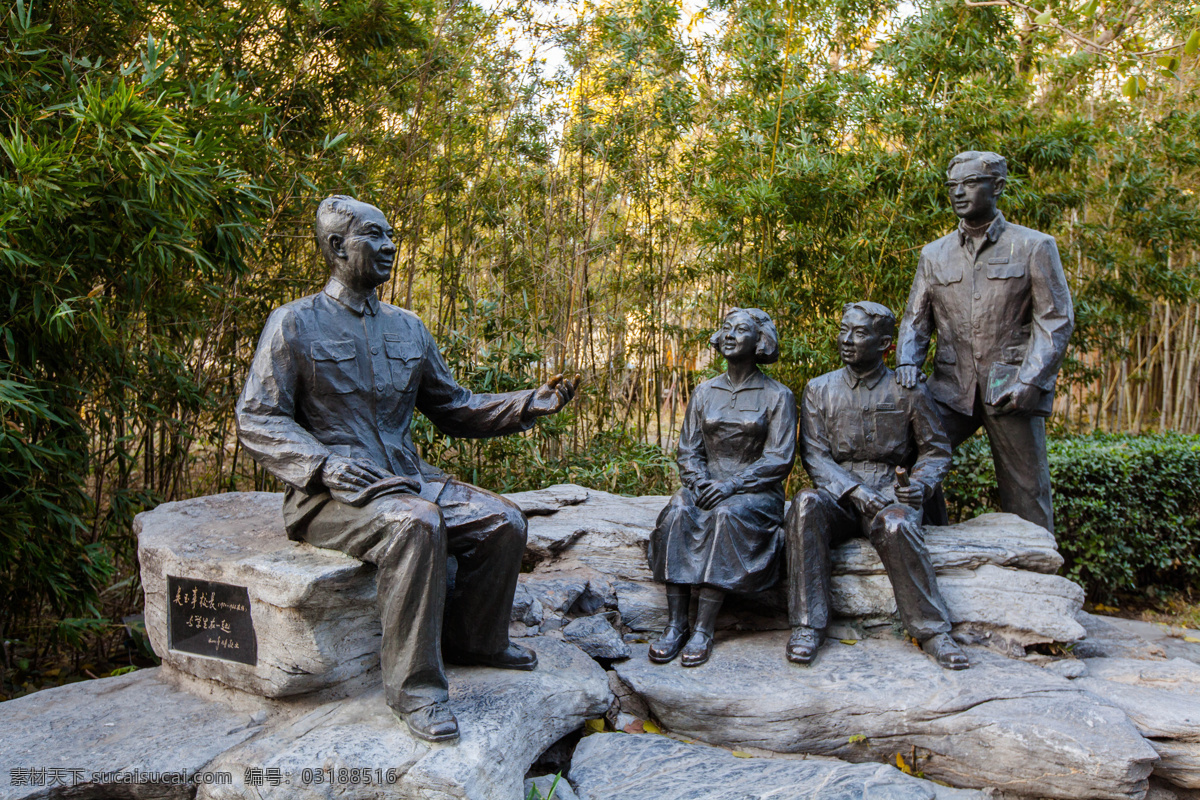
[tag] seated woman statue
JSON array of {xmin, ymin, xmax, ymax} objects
[{"xmin": 647, "ymin": 308, "xmax": 797, "ymax": 666}]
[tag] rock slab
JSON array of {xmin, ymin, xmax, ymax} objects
[
  {"xmin": 0, "ymin": 668, "xmax": 264, "ymax": 800},
  {"xmin": 1077, "ymin": 658, "xmax": 1200, "ymax": 790},
  {"xmin": 568, "ymin": 732, "xmax": 985, "ymax": 799},
  {"xmin": 613, "ymin": 631, "xmax": 1158, "ymax": 799},
  {"xmin": 518, "ymin": 487, "xmax": 1084, "ymax": 650},
  {"xmin": 198, "ymin": 638, "xmax": 612, "ymax": 800},
  {"xmin": 137, "ymin": 488, "xmax": 1085, "ymax": 702}
]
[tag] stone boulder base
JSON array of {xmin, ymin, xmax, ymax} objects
[
  {"xmin": 613, "ymin": 632, "xmax": 1159, "ymax": 800},
  {"xmin": 568, "ymin": 733, "xmax": 985, "ymax": 800},
  {"xmin": 1076, "ymin": 658, "xmax": 1200, "ymax": 789},
  {"xmin": 199, "ymin": 638, "xmax": 610, "ymax": 800},
  {"xmin": 515, "ymin": 487, "xmax": 1084, "ymax": 651},
  {"xmin": 0, "ymin": 639, "xmax": 610, "ymax": 800},
  {"xmin": 137, "ymin": 492, "xmax": 380, "ymax": 697},
  {"xmin": 0, "ymin": 668, "xmax": 265, "ymax": 800},
  {"xmin": 136, "ymin": 488, "xmax": 1084, "ymax": 699}
]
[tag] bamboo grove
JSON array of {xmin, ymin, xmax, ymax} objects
[{"xmin": 1, "ymin": 0, "xmax": 1198, "ymax": 666}]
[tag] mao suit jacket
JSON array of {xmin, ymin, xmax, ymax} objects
[
  {"xmin": 236, "ymin": 278, "xmax": 535, "ymax": 533},
  {"xmin": 896, "ymin": 212, "xmax": 1074, "ymax": 417}
]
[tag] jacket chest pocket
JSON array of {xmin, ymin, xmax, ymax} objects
[
  {"xmin": 871, "ymin": 410, "xmax": 908, "ymax": 454},
  {"xmin": 311, "ymin": 341, "xmax": 358, "ymax": 395},
  {"xmin": 986, "ymin": 257, "xmax": 1025, "ymax": 280},
  {"xmin": 931, "ymin": 264, "xmax": 963, "ymax": 285},
  {"xmin": 385, "ymin": 339, "xmax": 422, "ymax": 391}
]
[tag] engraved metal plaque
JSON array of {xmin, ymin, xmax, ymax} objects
[{"xmin": 167, "ymin": 575, "xmax": 258, "ymax": 665}]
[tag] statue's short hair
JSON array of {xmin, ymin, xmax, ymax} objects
[
  {"xmin": 709, "ymin": 307, "xmax": 780, "ymax": 364},
  {"xmin": 315, "ymin": 195, "xmax": 362, "ymax": 265},
  {"xmin": 842, "ymin": 301, "xmax": 896, "ymax": 338},
  {"xmin": 947, "ymin": 151, "xmax": 1008, "ymax": 181}
]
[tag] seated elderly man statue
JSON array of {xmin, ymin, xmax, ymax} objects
[
  {"xmin": 235, "ymin": 195, "xmax": 577, "ymax": 743},
  {"xmin": 784, "ymin": 302, "xmax": 968, "ymax": 670}
]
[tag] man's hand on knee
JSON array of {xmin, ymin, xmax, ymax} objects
[
  {"xmin": 322, "ymin": 456, "xmax": 400, "ymax": 492},
  {"xmin": 849, "ymin": 485, "xmax": 888, "ymax": 519}
]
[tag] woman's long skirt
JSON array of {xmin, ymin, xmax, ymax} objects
[{"xmin": 647, "ymin": 487, "xmax": 784, "ymax": 593}]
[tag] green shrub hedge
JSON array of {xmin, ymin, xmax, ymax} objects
[{"xmin": 943, "ymin": 433, "xmax": 1200, "ymax": 600}]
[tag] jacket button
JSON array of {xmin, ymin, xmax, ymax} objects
[
  {"xmin": 974, "ymin": 293, "xmax": 981, "ymax": 300},
  {"xmin": 371, "ymin": 347, "xmax": 379, "ymax": 355}
]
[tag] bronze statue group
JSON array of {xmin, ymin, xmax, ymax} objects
[
  {"xmin": 648, "ymin": 149, "xmax": 1073, "ymax": 672},
  {"xmin": 236, "ymin": 150, "xmax": 1073, "ymax": 743}
]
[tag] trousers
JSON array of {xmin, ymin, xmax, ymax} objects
[
  {"xmin": 286, "ymin": 479, "xmax": 525, "ymax": 713},
  {"xmin": 785, "ymin": 488, "xmax": 952, "ymax": 640},
  {"xmin": 927, "ymin": 390, "xmax": 1054, "ymax": 533}
]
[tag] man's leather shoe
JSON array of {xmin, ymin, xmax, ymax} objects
[
  {"xmin": 786, "ymin": 626, "xmax": 824, "ymax": 665},
  {"xmin": 921, "ymin": 633, "xmax": 969, "ymax": 670},
  {"xmin": 444, "ymin": 642, "xmax": 538, "ymax": 671},
  {"xmin": 395, "ymin": 703, "xmax": 459, "ymax": 743},
  {"xmin": 648, "ymin": 625, "xmax": 689, "ymax": 664},
  {"xmin": 679, "ymin": 630, "xmax": 714, "ymax": 667}
]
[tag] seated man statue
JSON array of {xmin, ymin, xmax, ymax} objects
[
  {"xmin": 784, "ymin": 302, "xmax": 968, "ymax": 670},
  {"xmin": 235, "ymin": 195, "xmax": 577, "ymax": 743}
]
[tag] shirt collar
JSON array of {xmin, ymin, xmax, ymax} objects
[
  {"xmin": 957, "ymin": 211, "xmax": 1007, "ymax": 248},
  {"xmin": 324, "ymin": 277, "xmax": 380, "ymax": 316},
  {"xmin": 712, "ymin": 370, "xmax": 768, "ymax": 392},
  {"xmin": 842, "ymin": 363, "xmax": 887, "ymax": 390}
]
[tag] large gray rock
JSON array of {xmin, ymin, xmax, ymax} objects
[
  {"xmin": 834, "ymin": 512, "xmax": 1065, "ymax": 575},
  {"xmin": 569, "ymin": 732, "xmax": 986, "ymax": 799},
  {"xmin": 563, "ymin": 615, "xmax": 631, "ymax": 660},
  {"xmin": 613, "ymin": 631, "xmax": 1158, "ymax": 799},
  {"xmin": 197, "ymin": 638, "xmax": 611, "ymax": 800},
  {"xmin": 518, "ymin": 488, "xmax": 1084, "ymax": 651},
  {"xmin": 137, "ymin": 492, "xmax": 381, "ymax": 697},
  {"xmin": 1077, "ymin": 658, "xmax": 1200, "ymax": 789},
  {"xmin": 513, "ymin": 485, "xmax": 668, "ymax": 578},
  {"xmin": 0, "ymin": 668, "xmax": 265, "ymax": 800},
  {"xmin": 1074, "ymin": 613, "xmax": 1200, "ymax": 665}
]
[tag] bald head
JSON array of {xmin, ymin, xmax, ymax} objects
[{"xmin": 315, "ymin": 195, "xmax": 396, "ymax": 291}]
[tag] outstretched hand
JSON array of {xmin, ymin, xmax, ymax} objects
[{"xmin": 527, "ymin": 373, "xmax": 581, "ymax": 418}]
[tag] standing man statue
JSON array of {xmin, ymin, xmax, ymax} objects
[
  {"xmin": 236, "ymin": 195, "xmax": 578, "ymax": 744},
  {"xmin": 896, "ymin": 151, "xmax": 1074, "ymax": 533},
  {"xmin": 785, "ymin": 302, "xmax": 968, "ymax": 670}
]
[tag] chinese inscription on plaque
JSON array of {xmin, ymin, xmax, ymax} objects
[{"xmin": 167, "ymin": 575, "xmax": 258, "ymax": 665}]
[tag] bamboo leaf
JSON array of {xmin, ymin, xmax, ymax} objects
[{"xmin": 1185, "ymin": 30, "xmax": 1200, "ymax": 56}]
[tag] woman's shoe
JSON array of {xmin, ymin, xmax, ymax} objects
[
  {"xmin": 649, "ymin": 625, "xmax": 690, "ymax": 663},
  {"xmin": 679, "ymin": 630, "xmax": 714, "ymax": 667}
]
